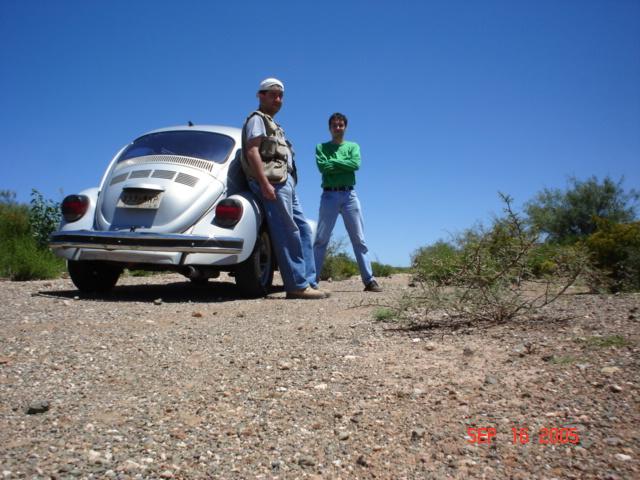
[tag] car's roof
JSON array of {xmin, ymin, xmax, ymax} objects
[{"xmin": 142, "ymin": 124, "xmax": 241, "ymax": 139}]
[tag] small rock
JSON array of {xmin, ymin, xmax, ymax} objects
[
  {"xmin": 424, "ymin": 342, "xmax": 436, "ymax": 351},
  {"xmin": 484, "ymin": 375, "xmax": 498, "ymax": 385},
  {"xmin": 277, "ymin": 361, "xmax": 291, "ymax": 370},
  {"xmin": 159, "ymin": 471, "xmax": 174, "ymax": 479},
  {"xmin": 26, "ymin": 400, "xmax": 49, "ymax": 415},
  {"xmin": 411, "ymin": 428, "xmax": 426, "ymax": 441},
  {"xmin": 314, "ymin": 383, "xmax": 328, "ymax": 390},
  {"xmin": 600, "ymin": 366, "xmax": 620, "ymax": 375},
  {"xmin": 191, "ymin": 311, "xmax": 203, "ymax": 318},
  {"xmin": 298, "ymin": 456, "xmax": 315, "ymax": 467},
  {"xmin": 609, "ymin": 384, "xmax": 623, "ymax": 393},
  {"xmin": 87, "ymin": 450, "xmax": 102, "ymax": 464},
  {"xmin": 614, "ymin": 453, "xmax": 632, "ymax": 461},
  {"xmin": 121, "ymin": 460, "xmax": 143, "ymax": 472},
  {"xmin": 463, "ymin": 346, "xmax": 474, "ymax": 357},
  {"xmin": 605, "ymin": 437, "xmax": 623, "ymax": 446},
  {"xmin": 356, "ymin": 455, "xmax": 369, "ymax": 467},
  {"xmin": 512, "ymin": 344, "xmax": 526, "ymax": 356},
  {"xmin": 338, "ymin": 431, "xmax": 350, "ymax": 441},
  {"xmin": 153, "ymin": 298, "xmax": 163, "ymax": 305}
]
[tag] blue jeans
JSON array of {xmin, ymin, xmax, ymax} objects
[
  {"xmin": 313, "ymin": 189, "xmax": 374, "ymax": 284},
  {"xmin": 249, "ymin": 178, "xmax": 317, "ymax": 291}
]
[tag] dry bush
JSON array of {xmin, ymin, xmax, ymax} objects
[{"xmin": 394, "ymin": 194, "xmax": 591, "ymax": 330}]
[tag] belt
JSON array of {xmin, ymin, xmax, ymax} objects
[{"xmin": 323, "ymin": 186, "xmax": 353, "ymax": 191}]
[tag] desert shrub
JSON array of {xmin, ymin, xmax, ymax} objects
[
  {"xmin": 1, "ymin": 236, "xmax": 64, "ymax": 280},
  {"xmin": 372, "ymin": 261, "xmax": 394, "ymax": 278},
  {"xmin": 29, "ymin": 189, "xmax": 61, "ymax": 249},
  {"xmin": 373, "ymin": 308, "xmax": 395, "ymax": 321},
  {"xmin": 525, "ymin": 176, "xmax": 638, "ymax": 243},
  {"xmin": 411, "ymin": 240, "xmax": 461, "ymax": 285},
  {"xmin": 0, "ymin": 190, "xmax": 65, "ymax": 280},
  {"xmin": 321, "ymin": 252, "xmax": 359, "ymax": 281},
  {"xmin": 395, "ymin": 194, "xmax": 590, "ymax": 328},
  {"xmin": 526, "ymin": 243, "xmax": 583, "ymax": 277},
  {"xmin": 585, "ymin": 219, "xmax": 640, "ymax": 292}
]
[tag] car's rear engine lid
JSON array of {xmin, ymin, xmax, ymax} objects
[{"xmin": 96, "ymin": 164, "xmax": 225, "ymax": 233}]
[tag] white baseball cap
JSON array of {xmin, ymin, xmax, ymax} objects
[{"xmin": 258, "ymin": 77, "xmax": 284, "ymax": 92}]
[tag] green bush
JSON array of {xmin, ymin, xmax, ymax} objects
[
  {"xmin": 0, "ymin": 191, "xmax": 65, "ymax": 280},
  {"xmin": 372, "ymin": 261, "xmax": 394, "ymax": 278},
  {"xmin": 321, "ymin": 252, "xmax": 359, "ymax": 281},
  {"xmin": 526, "ymin": 243, "xmax": 583, "ymax": 277},
  {"xmin": 411, "ymin": 240, "xmax": 461, "ymax": 285},
  {"xmin": 585, "ymin": 219, "xmax": 640, "ymax": 292},
  {"xmin": 525, "ymin": 176, "xmax": 638, "ymax": 243},
  {"xmin": 29, "ymin": 189, "xmax": 61, "ymax": 249},
  {"xmin": 373, "ymin": 308, "xmax": 395, "ymax": 321},
  {"xmin": 0, "ymin": 235, "xmax": 64, "ymax": 280}
]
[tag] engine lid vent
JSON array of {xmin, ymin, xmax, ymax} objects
[
  {"xmin": 152, "ymin": 170, "xmax": 176, "ymax": 180},
  {"xmin": 130, "ymin": 170, "xmax": 152, "ymax": 179},
  {"xmin": 175, "ymin": 173, "xmax": 199, "ymax": 187}
]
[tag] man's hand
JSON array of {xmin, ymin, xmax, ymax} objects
[
  {"xmin": 259, "ymin": 182, "xmax": 276, "ymax": 201},
  {"xmin": 246, "ymin": 136, "xmax": 276, "ymax": 200}
]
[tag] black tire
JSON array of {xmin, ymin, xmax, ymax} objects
[
  {"xmin": 235, "ymin": 229, "xmax": 274, "ymax": 297},
  {"xmin": 68, "ymin": 260, "xmax": 122, "ymax": 293}
]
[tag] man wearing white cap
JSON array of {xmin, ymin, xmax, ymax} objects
[{"xmin": 240, "ymin": 78, "xmax": 326, "ymax": 299}]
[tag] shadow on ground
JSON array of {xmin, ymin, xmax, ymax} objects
[{"xmin": 37, "ymin": 280, "xmax": 284, "ymax": 304}]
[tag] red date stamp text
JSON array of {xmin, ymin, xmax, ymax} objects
[{"xmin": 467, "ymin": 427, "xmax": 580, "ymax": 445}]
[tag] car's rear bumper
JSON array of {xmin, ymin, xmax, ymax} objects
[{"xmin": 49, "ymin": 230, "xmax": 244, "ymax": 254}]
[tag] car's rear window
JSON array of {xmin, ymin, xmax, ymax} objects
[{"xmin": 117, "ymin": 131, "xmax": 235, "ymax": 164}]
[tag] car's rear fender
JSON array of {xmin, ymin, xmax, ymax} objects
[
  {"xmin": 183, "ymin": 191, "xmax": 264, "ymax": 266},
  {"xmin": 58, "ymin": 187, "xmax": 100, "ymax": 231}
]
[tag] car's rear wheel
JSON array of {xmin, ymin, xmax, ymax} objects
[
  {"xmin": 235, "ymin": 228, "xmax": 274, "ymax": 297},
  {"xmin": 68, "ymin": 260, "xmax": 122, "ymax": 293}
]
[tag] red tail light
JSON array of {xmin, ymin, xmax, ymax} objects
[
  {"xmin": 215, "ymin": 199, "xmax": 243, "ymax": 227},
  {"xmin": 61, "ymin": 195, "xmax": 89, "ymax": 222}
]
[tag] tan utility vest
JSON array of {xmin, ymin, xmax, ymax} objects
[{"xmin": 240, "ymin": 110, "xmax": 290, "ymax": 184}]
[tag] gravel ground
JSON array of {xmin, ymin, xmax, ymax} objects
[{"xmin": 0, "ymin": 273, "xmax": 638, "ymax": 479}]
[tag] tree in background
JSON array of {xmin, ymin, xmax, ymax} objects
[{"xmin": 525, "ymin": 176, "xmax": 638, "ymax": 244}]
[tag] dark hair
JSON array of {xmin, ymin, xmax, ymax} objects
[{"xmin": 328, "ymin": 112, "xmax": 348, "ymax": 127}]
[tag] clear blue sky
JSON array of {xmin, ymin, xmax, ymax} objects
[{"xmin": 1, "ymin": 0, "xmax": 638, "ymax": 267}]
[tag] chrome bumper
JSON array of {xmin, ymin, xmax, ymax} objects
[{"xmin": 49, "ymin": 230, "xmax": 244, "ymax": 254}]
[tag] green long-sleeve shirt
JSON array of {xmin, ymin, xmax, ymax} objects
[{"xmin": 315, "ymin": 141, "xmax": 361, "ymax": 188}]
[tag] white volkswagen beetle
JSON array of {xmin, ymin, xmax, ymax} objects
[{"xmin": 49, "ymin": 124, "xmax": 275, "ymax": 297}]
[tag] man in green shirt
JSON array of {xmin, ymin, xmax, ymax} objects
[{"xmin": 313, "ymin": 112, "xmax": 382, "ymax": 292}]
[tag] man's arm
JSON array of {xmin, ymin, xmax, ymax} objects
[
  {"xmin": 317, "ymin": 143, "xmax": 361, "ymax": 173},
  {"xmin": 315, "ymin": 144, "xmax": 337, "ymax": 174},
  {"xmin": 333, "ymin": 143, "xmax": 361, "ymax": 172},
  {"xmin": 246, "ymin": 136, "xmax": 276, "ymax": 201}
]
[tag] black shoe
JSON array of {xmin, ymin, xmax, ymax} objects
[{"xmin": 364, "ymin": 280, "xmax": 382, "ymax": 292}]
